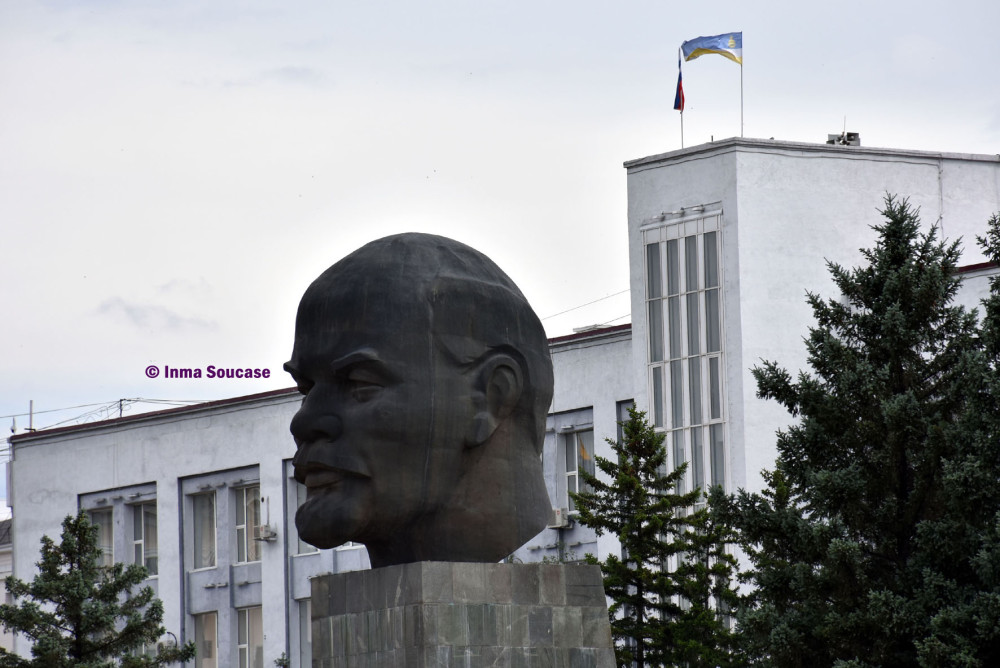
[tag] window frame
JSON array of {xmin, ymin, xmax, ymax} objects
[
  {"xmin": 236, "ymin": 605, "xmax": 263, "ymax": 668},
  {"xmin": 78, "ymin": 483, "xmax": 156, "ymax": 572},
  {"xmin": 193, "ymin": 611, "xmax": 218, "ymax": 668},
  {"xmin": 131, "ymin": 501, "xmax": 158, "ymax": 576},
  {"xmin": 643, "ymin": 210, "xmax": 729, "ymax": 494},
  {"xmin": 191, "ymin": 491, "xmax": 218, "ymax": 571},
  {"xmin": 234, "ymin": 485, "xmax": 261, "ymax": 564}
]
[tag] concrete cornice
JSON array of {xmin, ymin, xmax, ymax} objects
[{"xmin": 624, "ymin": 137, "xmax": 1000, "ymax": 173}]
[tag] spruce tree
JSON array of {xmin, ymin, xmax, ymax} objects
[
  {"xmin": 572, "ymin": 406, "xmax": 740, "ymax": 667},
  {"xmin": 717, "ymin": 196, "xmax": 1000, "ymax": 667},
  {"xmin": 0, "ymin": 512, "xmax": 195, "ymax": 667}
]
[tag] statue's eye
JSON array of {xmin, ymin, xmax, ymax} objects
[
  {"xmin": 346, "ymin": 368, "xmax": 383, "ymax": 403},
  {"xmin": 350, "ymin": 383, "xmax": 382, "ymax": 403}
]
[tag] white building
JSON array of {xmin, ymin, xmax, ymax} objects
[
  {"xmin": 626, "ymin": 138, "xmax": 1000, "ymax": 495},
  {"xmin": 7, "ymin": 137, "xmax": 1000, "ymax": 666},
  {"xmin": 6, "ymin": 324, "xmax": 632, "ymax": 668}
]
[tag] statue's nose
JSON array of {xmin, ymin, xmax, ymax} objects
[{"xmin": 289, "ymin": 412, "xmax": 343, "ymax": 445}]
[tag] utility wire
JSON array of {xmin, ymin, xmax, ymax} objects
[
  {"xmin": 542, "ymin": 288, "xmax": 630, "ymax": 320},
  {"xmin": 5, "ymin": 398, "xmax": 210, "ymax": 432}
]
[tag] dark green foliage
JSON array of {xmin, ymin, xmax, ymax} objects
[
  {"xmin": 715, "ymin": 196, "xmax": 1000, "ymax": 667},
  {"xmin": 0, "ymin": 512, "xmax": 194, "ymax": 667},
  {"xmin": 572, "ymin": 406, "xmax": 740, "ymax": 667}
]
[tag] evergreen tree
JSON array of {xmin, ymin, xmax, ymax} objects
[
  {"xmin": 572, "ymin": 406, "xmax": 740, "ymax": 667},
  {"xmin": 716, "ymin": 196, "xmax": 1000, "ymax": 667},
  {"xmin": 0, "ymin": 512, "xmax": 195, "ymax": 667}
]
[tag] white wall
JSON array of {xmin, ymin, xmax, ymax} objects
[
  {"xmin": 626, "ymin": 139, "xmax": 1000, "ymax": 496},
  {"xmin": 9, "ymin": 391, "xmax": 301, "ymax": 665}
]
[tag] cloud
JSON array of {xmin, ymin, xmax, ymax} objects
[
  {"xmin": 155, "ymin": 276, "xmax": 213, "ymax": 295},
  {"xmin": 96, "ymin": 297, "xmax": 217, "ymax": 331}
]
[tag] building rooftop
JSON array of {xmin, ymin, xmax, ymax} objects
[{"xmin": 625, "ymin": 137, "xmax": 1000, "ymax": 172}]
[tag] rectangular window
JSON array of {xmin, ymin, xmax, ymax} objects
[
  {"xmin": 686, "ymin": 293, "xmax": 701, "ymax": 355},
  {"xmin": 670, "ymin": 360, "xmax": 684, "ymax": 428},
  {"xmin": 651, "ymin": 366, "xmax": 664, "ymax": 428},
  {"xmin": 193, "ymin": 493, "xmax": 216, "ymax": 569},
  {"xmin": 704, "ymin": 231, "xmax": 719, "ymax": 289},
  {"xmin": 691, "ymin": 427, "xmax": 704, "ymax": 492},
  {"xmin": 666, "ymin": 239, "xmax": 680, "ymax": 295},
  {"xmin": 672, "ymin": 432, "xmax": 686, "ymax": 494},
  {"xmin": 709, "ymin": 357, "xmax": 722, "ymax": 420},
  {"xmin": 238, "ymin": 606, "xmax": 264, "ymax": 668},
  {"xmin": 706, "ymin": 288, "xmax": 721, "ymax": 353},
  {"xmin": 565, "ymin": 429, "xmax": 595, "ymax": 512},
  {"xmin": 646, "ymin": 242, "xmax": 662, "ymax": 299},
  {"xmin": 236, "ymin": 486, "xmax": 261, "ymax": 563},
  {"xmin": 647, "ymin": 243, "xmax": 665, "ymax": 362},
  {"xmin": 710, "ymin": 424, "xmax": 726, "ymax": 488},
  {"xmin": 194, "ymin": 612, "xmax": 218, "ymax": 668},
  {"xmin": 685, "ymin": 236, "xmax": 700, "ymax": 292},
  {"xmin": 648, "ymin": 299, "xmax": 664, "ymax": 363},
  {"xmin": 667, "ymin": 297, "xmax": 682, "ymax": 359},
  {"xmin": 88, "ymin": 509, "xmax": 113, "ymax": 566},
  {"xmin": 644, "ymin": 215, "xmax": 727, "ymax": 498},
  {"xmin": 688, "ymin": 358, "xmax": 702, "ymax": 425},
  {"xmin": 132, "ymin": 502, "xmax": 158, "ymax": 576},
  {"xmin": 299, "ymin": 599, "xmax": 312, "ymax": 668}
]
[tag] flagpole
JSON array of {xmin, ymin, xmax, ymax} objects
[
  {"xmin": 681, "ymin": 110, "xmax": 684, "ymax": 149},
  {"xmin": 740, "ymin": 63, "xmax": 744, "ymax": 137}
]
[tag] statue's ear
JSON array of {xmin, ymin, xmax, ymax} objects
[{"xmin": 466, "ymin": 353, "xmax": 523, "ymax": 447}]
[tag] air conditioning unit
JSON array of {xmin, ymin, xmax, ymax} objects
[
  {"xmin": 255, "ymin": 524, "xmax": 278, "ymax": 541},
  {"xmin": 547, "ymin": 508, "xmax": 573, "ymax": 529}
]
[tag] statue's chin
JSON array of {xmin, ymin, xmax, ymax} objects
[{"xmin": 295, "ymin": 503, "xmax": 358, "ymax": 550}]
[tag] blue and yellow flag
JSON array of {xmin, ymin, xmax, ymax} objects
[{"xmin": 681, "ymin": 32, "xmax": 742, "ymax": 65}]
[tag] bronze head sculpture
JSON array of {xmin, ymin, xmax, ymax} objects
[{"xmin": 285, "ymin": 233, "xmax": 554, "ymax": 567}]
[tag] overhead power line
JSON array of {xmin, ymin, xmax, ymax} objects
[{"xmin": 542, "ymin": 289, "xmax": 630, "ymax": 321}]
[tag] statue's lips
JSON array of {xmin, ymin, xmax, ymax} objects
[{"xmin": 292, "ymin": 444, "xmax": 371, "ymax": 488}]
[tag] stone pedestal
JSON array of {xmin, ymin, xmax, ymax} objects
[{"xmin": 310, "ymin": 561, "xmax": 615, "ymax": 667}]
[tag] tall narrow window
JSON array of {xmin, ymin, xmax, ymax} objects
[
  {"xmin": 238, "ymin": 606, "xmax": 264, "ymax": 668},
  {"xmin": 299, "ymin": 599, "xmax": 312, "ymax": 668},
  {"xmin": 132, "ymin": 502, "xmax": 158, "ymax": 575},
  {"xmin": 88, "ymin": 509, "xmax": 113, "ymax": 566},
  {"xmin": 236, "ymin": 486, "xmax": 261, "ymax": 563},
  {"xmin": 709, "ymin": 357, "xmax": 722, "ymax": 420},
  {"xmin": 647, "ymin": 243, "xmax": 664, "ymax": 363},
  {"xmin": 710, "ymin": 424, "xmax": 726, "ymax": 488},
  {"xmin": 644, "ymin": 213, "xmax": 727, "ymax": 496},
  {"xmin": 565, "ymin": 429, "xmax": 595, "ymax": 512},
  {"xmin": 672, "ymin": 432, "xmax": 686, "ymax": 494},
  {"xmin": 651, "ymin": 366, "xmax": 664, "ymax": 428},
  {"xmin": 193, "ymin": 493, "xmax": 216, "ymax": 569},
  {"xmin": 194, "ymin": 612, "xmax": 218, "ymax": 668}
]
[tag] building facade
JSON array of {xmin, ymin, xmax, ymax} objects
[
  {"xmin": 7, "ymin": 323, "xmax": 632, "ymax": 667},
  {"xmin": 7, "ymin": 138, "xmax": 1000, "ymax": 666},
  {"xmin": 626, "ymin": 138, "xmax": 1000, "ymax": 495}
]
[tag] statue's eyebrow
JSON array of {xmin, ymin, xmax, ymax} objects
[{"xmin": 329, "ymin": 349, "xmax": 390, "ymax": 376}]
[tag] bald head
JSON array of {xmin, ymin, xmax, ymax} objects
[{"xmin": 287, "ymin": 233, "xmax": 554, "ymax": 565}]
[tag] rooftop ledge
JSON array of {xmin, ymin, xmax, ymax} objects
[{"xmin": 624, "ymin": 137, "xmax": 1000, "ymax": 172}]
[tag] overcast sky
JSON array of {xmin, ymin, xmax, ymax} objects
[{"xmin": 2, "ymin": 1, "xmax": 998, "ymax": 503}]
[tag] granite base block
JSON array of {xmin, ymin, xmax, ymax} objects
[{"xmin": 311, "ymin": 562, "xmax": 615, "ymax": 668}]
